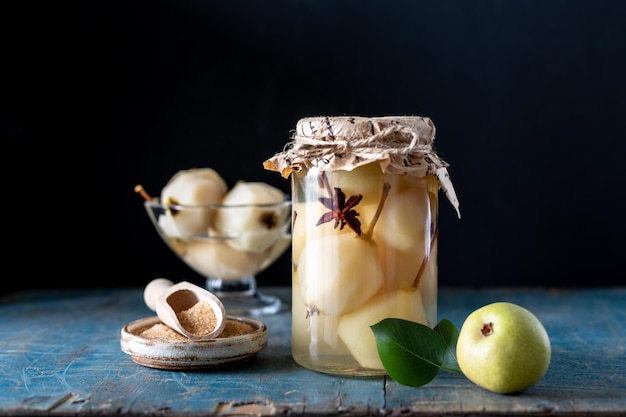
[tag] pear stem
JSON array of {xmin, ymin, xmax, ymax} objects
[
  {"xmin": 134, "ymin": 184, "xmax": 152, "ymax": 202},
  {"xmin": 412, "ymin": 221, "xmax": 438, "ymax": 288},
  {"xmin": 361, "ymin": 181, "xmax": 391, "ymax": 241}
]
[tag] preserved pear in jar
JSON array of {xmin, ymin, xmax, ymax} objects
[{"xmin": 264, "ymin": 116, "xmax": 460, "ymax": 376}]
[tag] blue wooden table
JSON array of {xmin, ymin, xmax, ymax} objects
[{"xmin": 1, "ymin": 286, "xmax": 624, "ymax": 416}]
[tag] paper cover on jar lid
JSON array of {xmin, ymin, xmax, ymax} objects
[{"xmin": 264, "ymin": 115, "xmax": 460, "ymax": 218}]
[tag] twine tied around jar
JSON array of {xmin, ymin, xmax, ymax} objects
[{"xmin": 264, "ymin": 116, "xmax": 461, "ymax": 218}]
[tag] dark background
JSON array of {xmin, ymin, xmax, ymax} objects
[{"xmin": 3, "ymin": 1, "xmax": 625, "ymax": 294}]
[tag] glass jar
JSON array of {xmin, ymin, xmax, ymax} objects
[{"xmin": 264, "ymin": 116, "xmax": 459, "ymax": 376}]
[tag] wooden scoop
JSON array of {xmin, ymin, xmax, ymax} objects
[{"xmin": 143, "ymin": 278, "xmax": 226, "ymax": 340}]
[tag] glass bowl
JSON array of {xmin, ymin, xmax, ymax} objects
[{"xmin": 142, "ymin": 197, "xmax": 291, "ymax": 316}]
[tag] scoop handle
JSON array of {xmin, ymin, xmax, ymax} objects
[{"xmin": 143, "ymin": 278, "xmax": 174, "ymax": 311}]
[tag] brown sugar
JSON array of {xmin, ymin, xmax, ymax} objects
[
  {"xmin": 176, "ymin": 301, "xmax": 217, "ymax": 336},
  {"xmin": 219, "ymin": 319, "xmax": 255, "ymax": 338},
  {"xmin": 140, "ymin": 323, "xmax": 187, "ymax": 340},
  {"xmin": 138, "ymin": 318, "xmax": 256, "ymax": 341}
]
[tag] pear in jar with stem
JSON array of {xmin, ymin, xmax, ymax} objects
[
  {"xmin": 296, "ymin": 168, "xmax": 389, "ymax": 318},
  {"xmin": 328, "ymin": 163, "xmax": 437, "ymax": 291},
  {"xmin": 373, "ymin": 175, "xmax": 439, "ymax": 292},
  {"xmin": 291, "ymin": 166, "xmax": 375, "ymax": 266}
]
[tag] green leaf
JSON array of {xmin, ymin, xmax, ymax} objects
[
  {"xmin": 371, "ymin": 318, "xmax": 461, "ymax": 388},
  {"xmin": 434, "ymin": 318, "xmax": 462, "ymax": 373}
]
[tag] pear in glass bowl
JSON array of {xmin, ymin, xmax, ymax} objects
[{"xmin": 135, "ymin": 179, "xmax": 291, "ymax": 317}]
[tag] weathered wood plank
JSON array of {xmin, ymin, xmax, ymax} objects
[{"xmin": 0, "ymin": 287, "xmax": 624, "ymax": 416}]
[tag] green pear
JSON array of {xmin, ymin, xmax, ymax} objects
[{"xmin": 456, "ymin": 302, "xmax": 551, "ymax": 394}]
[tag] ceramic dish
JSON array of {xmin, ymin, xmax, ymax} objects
[{"xmin": 120, "ymin": 315, "xmax": 267, "ymax": 370}]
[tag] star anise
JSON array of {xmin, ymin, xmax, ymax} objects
[{"xmin": 316, "ymin": 187, "xmax": 363, "ymax": 235}]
